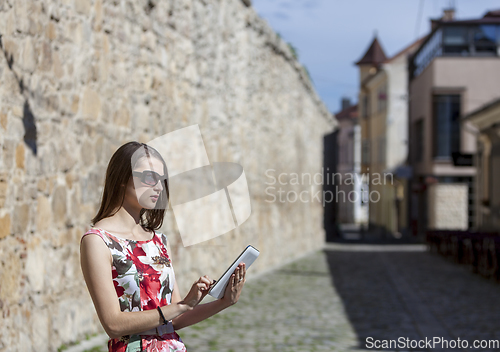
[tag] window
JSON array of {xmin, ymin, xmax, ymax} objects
[
  {"xmin": 433, "ymin": 95, "xmax": 461, "ymax": 159},
  {"xmin": 489, "ymin": 143, "xmax": 500, "ymax": 209},
  {"xmin": 442, "ymin": 25, "xmax": 500, "ymax": 55},
  {"xmin": 443, "ymin": 26, "xmax": 469, "ymax": 54},
  {"xmin": 347, "ymin": 134, "xmax": 354, "ymax": 165},
  {"xmin": 473, "ymin": 25, "xmax": 499, "ymax": 54},
  {"xmin": 362, "ymin": 95, "xmax": 370, "ymax": 118},
  {"xmin": 362, "ymin": 140, "xmax": 370, "ymax": 165},
  {"xmin": 378, "ymin": 136, "xmax": 386, "ymax": 166},
  {"xmin": 377, "ymin": 84, "xmax": 387, "ymax": 113},
  {"xmin": 414, "ymin": 119, "xmax": 424, "ymax": 163}
]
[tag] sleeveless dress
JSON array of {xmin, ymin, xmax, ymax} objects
[{"xmin": 80, "ymin": 227, "xmax": 188, "ymax": 352}]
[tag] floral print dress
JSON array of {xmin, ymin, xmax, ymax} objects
[{"xmin": 81, "ymin": 227, "xmax": 187, "ymax": 352}]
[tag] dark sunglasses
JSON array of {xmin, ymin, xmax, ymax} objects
[{"xmin": 132, "ymin": 170, "xmax": 168, "ymax": 187}]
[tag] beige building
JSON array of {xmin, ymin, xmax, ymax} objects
[
  {"xmin": 335, "ymin": 99, "xmax": 368, "ymax": 226},
  {"xmin": 463, "ymin": 98, "xmax": 500, "ymax": 230},
  {"xmin": 356, "ymin": 36, "xmax": 422, "ymax": 236},
  {"xmin": 408, "ymin": 9, "xmax": 500, "ymax": 236}
]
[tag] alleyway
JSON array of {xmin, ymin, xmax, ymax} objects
[
  {"xmin": 75, "ymin": 241, "xmax": 500, "ymax": 352},
  {"xmin": 179, "ymin": 243, "xmax": 500, "ymax": 351}
]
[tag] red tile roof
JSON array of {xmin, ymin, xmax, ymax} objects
[
  {"xmin": 335, "ymin": 104, "xmax": 358, "ymax": 120},
  {"xmin": 484, "ymin": 9, "xmax": 500, "ymax": 18}
]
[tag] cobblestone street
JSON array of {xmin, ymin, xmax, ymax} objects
[
  {"xmin": 179, "ymin": 246, "xmax": 360, "ymax": 352},
  {"xmin": 180, "ymin": 243, "xmax": 500, "ymax": 352},
  {"xmin": 77, "ymin": 242, "xmax": 500, "ymax": 352}
]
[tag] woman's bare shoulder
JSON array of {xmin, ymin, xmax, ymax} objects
[{"xmin": 80, "ymin": 230, "xmax": 112, "ymax": 266}]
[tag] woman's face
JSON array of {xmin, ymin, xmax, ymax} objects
[{"xmin": 124, "ymin": 156, "xmax": 168, "ymax": 210}]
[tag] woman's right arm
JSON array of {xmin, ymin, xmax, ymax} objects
[{"xmin": 80, "ymin": 234, "xmax": 192, "ymax": 339}]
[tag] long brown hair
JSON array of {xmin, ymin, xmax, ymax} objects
[{"xmin": 90, "ymin": 141, "xmax": 170, "ymax": 232}]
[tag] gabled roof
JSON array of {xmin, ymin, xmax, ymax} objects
[
  {"xmin": 355, "ymin": 37, "xmax": 387, "ymax": 66},
  {"xmin": 384, "ymin": 35, "xmax": 428, "ymax": 63},
  {"xmin": 335, "ymin": 104, "xmax": 358, "ymax": 120},
  {"xmin": 484, "ymin": 9, "xmax": 500, "ymax": 18},
  {"xmin": 463, "ymin": 97, "xmax": 500, "ymax": 121}
]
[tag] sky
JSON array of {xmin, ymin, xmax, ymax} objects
[{"xmin": 251, "ymin": 0, "xmax": 500, "ymax": 114}]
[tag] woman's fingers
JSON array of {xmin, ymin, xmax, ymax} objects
[
  {"xmin": 233, "ymin": 263, "xmax": 246, "ymax": 285},
  {"xmin": 197, "ymin": 282, "xmax": 210, "ymax": 292},
  {"xmin": 197, "ymin": 275, "xmax": 212, "ymax": 290}
]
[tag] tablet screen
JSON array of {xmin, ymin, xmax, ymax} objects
[{"xmin": 208, "ymin": 245, "xmax": 260, "ymax": 299}]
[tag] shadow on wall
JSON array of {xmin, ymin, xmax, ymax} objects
[
  {"xmin": 323, "ymin": 130, "xmax": 339, "ymax": 242},
  {"xmin": 22, "ymin": 100, "xmax": 37, "ymax": 155},
  {"xmin": 0, "ymin": 34, "xmax": 38, "ymax": 155}
]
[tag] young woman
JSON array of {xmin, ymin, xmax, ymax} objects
[{"xmin": 80, "ymin": 142, "xmax": 246, "ymax": 352}]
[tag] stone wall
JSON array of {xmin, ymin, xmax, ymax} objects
[{"xmin": 0, "ymin": 0, "xmax": 336, "ymax": 350}]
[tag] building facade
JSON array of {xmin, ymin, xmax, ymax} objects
[
  {"xmin": 335, "ymin": 99, "xmax": 368, "ymax": 225},
  {"xmin": 463, "ymin": 98, "xmax": 500, "ymax": 231},
  {"xmin": 356, "ymin": 36, "xmax": 422, "ymax": 236},
  {"xmin": 408, "ymin": 9, "xmax": 500, "ymax": 236}
]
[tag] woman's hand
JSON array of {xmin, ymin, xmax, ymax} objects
[
  {"xmin": 221, "ymin": 263, "xmax": 246, "ymax": 307},
  {"xmin": 181, "ymin": 275, "xmax": 213, "ymax": 310}
]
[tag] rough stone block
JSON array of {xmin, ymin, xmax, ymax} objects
[
  {"xmin": 74, "ymin": 0, "xmax": 91, "ymax": 15},
  {"xmin": 71, "ymin": 95, "xmax": 80, "ymax": 114},
  {"xmin": 0, "ymin": 112, "xmax": 7, "ymax": 130},
  {"xmin": 37, "ymin": 178, "xmax": 47, "ymax": 193},
  {"xmin": 51, "ymin": 186, "xmax": 67, "ymax": 227},
  {"xmin": 36, "ymin": 195, "xmax": 52, "ymax": 232},
  {"xmin": 45, "ymin": 21, "xmax": 57, "ymax": 41},
  {"xmin": 40, "ymin": 41, "xmax": 53, "ymax": 71},
  {"xmin": 93, "ymin": 0, "xmax": 103, "ymax": 31},
  {"xmin": 52, "ymin": 52, "xmax": 64, "ymax": 79},
  {"xmin": 1, "ymin": 37, "xmax": 19, "ymax": 67},
  {"xmin": 0, "ymin": 247, "xmax": 21, "ymax": 305},
  {"xmin": 21, "ymin": 37, "xmax": 37, "ymax": 72},
  {"xmin": 113, "ymin": 105, "xmax": 130, "ymax": 127},
  {"xmin": 65, "ymin": 172, "xmax": 75, "ymax": 190},
  {"xmin": 26, "ymin": 240, "xmax": 45, "ymax": 292},
  {"xmin": 0, "ymin": 213, "xmax": 11, "ymax": 239},
  {"xmin": 15, "ymin": 143, "xmax": 25, "ymax": 170},
  {"xmin": 30, "ymin": 310, "xmax": 49, "ymax": 351},
  {"xmin": 13, "ymin": 203, "xmax": 30, "ymax": 234},
  {"xmin": 81, "ymin": 87, "xmax": 101, "ymax": 119}
]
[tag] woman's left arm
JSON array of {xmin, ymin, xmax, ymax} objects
[{"xmin": 171, "ymin": 263, "xmax": 246, "ymax": 330}]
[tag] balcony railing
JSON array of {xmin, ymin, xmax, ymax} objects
[{"xmin": 411, "ymin": 24, "xmax": 500, "ymax": 79}]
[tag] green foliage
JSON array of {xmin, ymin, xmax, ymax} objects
[
  {"xmin": 287, "ymin": 42, "xmax": 298, "ymax": 60},
  {"xmin": 83, "ymin": 347, "xmax": 105, "ymax": 352},
  {"xmin": 276, "ymin": 31, "xmax": 299, "ymax": 60},
  {"xmin": 302, "ymin": 65, "xmax": 313, "ymax": 84},
  {"xmin": 208, "ymin": 339, "xmax": 218, "ymax": 350},
  {"xmin": 274, "ymin": 33, "xmax": 313, "ymax": 85}
]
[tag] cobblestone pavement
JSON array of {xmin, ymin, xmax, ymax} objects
[
  {"xmin": 179, "ymin": 247, "xmax": 361, "ymax": 352},
  {"xmin": 321, "ymin": 243, "xmax": 500, "ymax": 352},
  {"xmin": 79, "ymin": 242, "xmax": 500, "ymax": 352}
]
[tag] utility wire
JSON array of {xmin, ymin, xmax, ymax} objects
[{"xmin": 415, "ymin": 0, "xmax": 425, "ymax": 39}]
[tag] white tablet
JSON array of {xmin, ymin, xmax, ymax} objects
[{"xmin": 208, "ymin": 245, "xmax": 260, "ymax": 299}]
